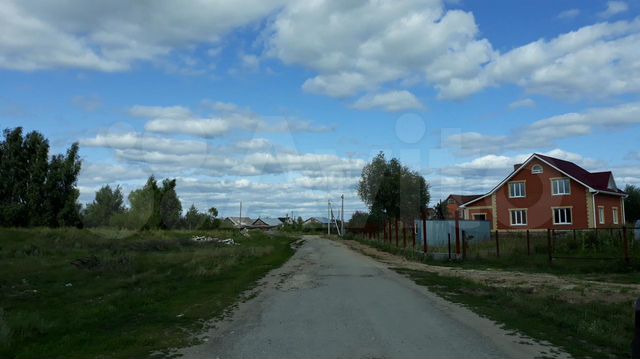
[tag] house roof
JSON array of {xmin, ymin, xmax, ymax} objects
[
  {"xmin": 461, "ymin": 153, "xmax": 626, "ymax": 207},
  {"xmin": 253, "ymin": 217, "xmax": 282, "ymax": 227},
  {"xmin": 225, "ymin": 217, "xmax": 254, "ymax": 225},
  {"xmin": 447, "ymin": 194, "xmax": 482, "ymax": 205},
  {"xmin": 304, "ymin": 216, "xmax": 330, "ymax": 224}
]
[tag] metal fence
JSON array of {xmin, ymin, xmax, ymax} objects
[{"xmin": 349, "ymin": 221, "xmax": 639, "ymax": 264}]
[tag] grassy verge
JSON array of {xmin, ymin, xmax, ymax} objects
[
  {"xmin": 350, "ymin": 234, "xmax": 640, "ymax": 280},
  {"xmin": 0, "ymin": 227, "xmax": 297, "ymax": 359},
  {"xmin": 396, "ymin": 268, "xmax": 634, "ymax": 359}
]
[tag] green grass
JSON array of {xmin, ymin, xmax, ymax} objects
[
  {"xmin": 0, "ymin": 227, "xmax": 297, "ymax": 359},
  {"xmin": 396, "ymin": 268, "xmax": 635, "ymax": 359}
]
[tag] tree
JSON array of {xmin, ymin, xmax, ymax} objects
[
  {"xmin": 184, "ymin": 204, "xmax": 202, "ymax": 230},
  {"xmin": 84, "ymin": 185, "xmax": 125, "ymax": 227},
  {"xmin": 347, "ymin": 211, "xmax": 369, "ymax": 228},
  {"xmin": 128, "ymin": 176, "xmax": 162, "ymax": 230},
  {"xmin": 625, "ymin": 184, "xmax": 640, "ymax": 223},
  {"xmin": 433, "ymin": 199, "xmax": 448, "ymax": 220},
  {"xmin": 160, "ymin": 178, "xmax": 181, "ymax": 229},
  {"xmin": 357, "ymin": 151, "xmax": 430, "ymax": 223},
  {"xmin": 0, "ymin": 127, "xmax": 82, "ymax": 228},
  {"xmin": 208, "ymin": 207, "xmax": 218, "ymax": 219}
]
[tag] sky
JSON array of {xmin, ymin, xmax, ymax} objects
[{"xmin": 1, "ymin": 0, "xmax": 640, "ymax": 220}]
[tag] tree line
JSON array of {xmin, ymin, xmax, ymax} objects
[{"xmin": 0, "ymin": 127, "xmax": 219, "ymax": 230}]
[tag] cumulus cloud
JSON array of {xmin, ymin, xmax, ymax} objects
[
  {"xmin": 599, "ymin": 1, "xmax": 629, "ymax": 18},
  {"xmin": 446, "ymin": 101, "xmax": 640, "ymax": 156},
  {"xmin": 81, "ymin": 131, "xmax": 209, "ymax": 155},
  {"xmin": 0, "ymin": 0, "xmax": 285, "ymax": 71},
  {"xmin": 352, "ymin": 90, "xmax": 425, "ymax": 112}
]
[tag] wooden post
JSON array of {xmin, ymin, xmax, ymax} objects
[
  {"xmin": 462, "ymin": 230, "xmax": 467, "ymax": 260},
  {"xmin": 448, "ymin": 233, "xmax": 452, "ymax": 260},
  {"xmin": 547, "ymin": 228, "xmax": 552, "ymax": 262},
  {"xmin": 383, "ymin": 221, "xmax": 387, "ymax": 242},
  {"xmin": 526, "ymin": 230, "xmax": 531, "ymax": 256},
  {"xmin": 495, "ymin": 230, "xmax": 500, "ymax": 258},
  {"xmin": 623, "ymin": 226, "xmax": 629, "ymax": 265},
  {"xmin": 402, "ymin": 223, "xmax": 406, "ymax": 249},
  {"xmin": 454, "ymin": 211, "xmax": 461, "ymax": 255},
  {"xmin": 572, "ymin": 229, "xmax": 576, "ymax": 242},
  {"xmin": 395, "ymin": 218, "xmax": 399, "ymax": 247},
  {"xmin": 422, "ymin": 213, "xmax": 428, "ymax": 254},
  {"xmin": 412, "ymin": 224, "xmax": 416, "ymax": 249}
]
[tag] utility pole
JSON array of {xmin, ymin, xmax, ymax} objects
[
  {"xmin": 341, "ymin": 194, "xmax": 344, "ymax": 237},
  {"xmin": 328, "ymin": 200, "xmax": 331, "ymax": 236}
]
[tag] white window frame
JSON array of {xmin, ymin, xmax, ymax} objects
[
  {"xmin": 598, "ymin": 206, "xmax": 605, "ymax": 224},
  {"xmin": 531, "ymin": 164, "xmax": 543, "ymax": 174},
  {"xmin": 472, "ymin": 213, "xmax": 487, "ymax": 221},
  {"xmin": 551, "ymin": 178, "xmax": 571, "ymax": 196},
  {"xmin": 508, "ymin": 181, "xmax": 526, "ymax": 198},
  {"xmin": 612, "ymin": 207, "xmax": 619, "ymax": 224},
  {"xmin": 553, "ymin": 207, "xmax": 573, "ymax": 225},
  {"xmin": 509, "ymin": 209, "xmax": 527, "ymax": 226},
  {"xmin": 447, "ymin": 198, "xmax": 455, "ymax": 204}
]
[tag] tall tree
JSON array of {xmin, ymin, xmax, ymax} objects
[
  {"xmin": 23, "ymin": 131, "xmax": 50, "ymax": 226},
  {"xmin": 44, "ymin": 143, "xmax": 82, "ymax": 227},
  {"xmin": 208, "ymin": 207, "xmax": 218, "ymax": 219},
  {"xmin": 357, "ymin": 151, "xmax": 430, "ymax": 223},
  {"xmin": 160, "ymin": 178, "xmax": 181, "ymax": 229},
  {"xmin": 624, "ymin": 184, "xmax": 640, "ymax": 223},
  {"xmin": 184, "ymin": 204, "xmax": 201, "ymax": 230},
  {"xmin": 433, "ymin": 199, "xmax": 448, "ymax": 220},
  {"xmin": 84, "ymin": 185, "xmax": 125, "ymax": 227},
  {"xmin": 128, "ymin": 176, "xmax": 162, "ymax": 230}
]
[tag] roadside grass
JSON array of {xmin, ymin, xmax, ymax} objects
[
  {"xmin": 0, "ymin": 227, "xmax": 297, "ymax": 359},
  {"xmin": 349, "ymin": 234, "xmax": 640, "ymax": 281},
  {"xmin": 395, "ymin": 268, "xmax": 634, "ymax": 359}
]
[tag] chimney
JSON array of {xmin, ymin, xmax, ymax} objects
[{"xmin": 513, "ymin": 163, "xmax": 522, "ymax": 171}]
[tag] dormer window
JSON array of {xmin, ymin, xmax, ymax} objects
[{"xmin": 531, "ymin": 165, "xmax": 543, "ymax": 174}]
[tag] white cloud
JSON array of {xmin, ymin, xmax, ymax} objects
[
  {"xmin": 446, "ymin": 101, "xmax": 640, "ymax": 156},
  {"xmin": 0, "ymin": 0, "xmax": 286, "ymax": 72},
  {"xmin": 508, "ymin": 98, "xmax": 535, "ymax": 110},
  {"xmin": 558, "ymin": 9, "xmax": 581, "ymax": 20},
  {"xmin": 81, "ymin": 131, "xmax": 209, "ymax": 155},
  {"xmin": 599, "ymin": 1, "xmax": 629, "ymax": 18},
  {"xmin": 352, "ymin": 90, "xmax": 425, "ymax": 112},
  {"xmin": 268, "ymin": 0, "xmax": 494, "ymax": 98},
  {"xmin": 235, "ymin": 138, "xmax": 272, "ymax": 150}
]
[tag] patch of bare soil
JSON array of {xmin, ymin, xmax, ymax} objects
[{"xmin": 342, "ymin": 240, "xmax": 640, "ymax": 304}]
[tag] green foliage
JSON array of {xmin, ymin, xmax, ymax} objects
[
  {"xmin": 357, "ymin": 151, "xmax": 430, "ymax": 222},
  {"xmin": 83, "ymin": 185, "xmax": 125, "ymax": 227},
  {"xmin": 0, "ymin": 127, "xmax": 82, "ymax": 227},
  {"xmin": 433, "ymin": 199, "xmax": 448, "ymax": 220},
  {"xmin": 624, "ymin": 184, "xmax": 640, "ymax": 223}
]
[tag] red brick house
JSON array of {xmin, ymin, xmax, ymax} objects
[
  {"xmin": 459, "ymin": 153, "xmax": 627, "ymax": 230},
  {"xmin": 445, "ymin": 194, "xmax": 481, "ymax": 219}
]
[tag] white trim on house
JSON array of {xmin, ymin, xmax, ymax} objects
[
  {"xmin": 509, "ymin": 208, "xmax": 528, "ymax": 226},
  {"xmin": 598, "ymin": 206, "xmax": 605, "ymax": 224},
  {"xmin": 551, "ymin": 177, "xmax": 571, "ymax": 196},
  {"xmin": 532, "ymin": 164, "xmax": 543, "ymax": 174},
  {"xmin": 552, "ymin": 206, "xmax": 573, "ymax": 225},
  {"xmin": 613, "ymin": 207, "xmax": 619, "ymax": 224},
  {"xmin": 508, "ymin": 180, "xmax": 526, "ymax": 198}
]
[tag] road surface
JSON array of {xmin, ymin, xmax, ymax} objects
[{"xmin": 178, "ymin": 235, "xmax": 566, "ymax": 359}]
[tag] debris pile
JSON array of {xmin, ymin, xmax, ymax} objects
[{"xmin": 191, "ymin": 236, "xmax": 238, "ymax": 245}]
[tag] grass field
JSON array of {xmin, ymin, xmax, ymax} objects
[
  {"xmin": 397, "ymin": 269, "xmax": 635, "ymax": 359},
  {"xmin": 0, "ymin": 227, "xmax": 297, "ymax": 359}
]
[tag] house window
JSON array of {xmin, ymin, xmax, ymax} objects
[
  {"xmin": 447, "ymin": 198, "xmax": 455, "ymax": 204},
  {"xmin": 510, "ymin": 209, "xmax": 527, "ymax": 226},
  {"xmin": 553, "ymin": 207, "xmax": 573, "ymax": 225},
  {"xmin": 509, "ymin": 182, "xmax": 526, "ymax": 198},
  {"xmin": 531, "ymin": 165, "xmax": 543, "ymax": 174},
  {"xmin": 598, "ymin": 206, "xmax": 605, "ymax": 224},
  {"xmin": 613, "ymin": 207, "xmax": 619, "ymax": 224},
  {"xmin": 473, "ymin": 213, "xmax": 487, "ymax": 221},
  {"xmin": 551, "ymin": 178, "xmax": 571, "ymax": 195}
]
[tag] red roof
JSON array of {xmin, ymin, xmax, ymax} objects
[{"xmin": 535, "ymin": 154, "xmax": 624, "ymax": 194}]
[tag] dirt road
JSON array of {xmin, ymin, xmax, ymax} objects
[{"xmin": 178, "ymin": 236, "xmax": 568, "ymax": 358}]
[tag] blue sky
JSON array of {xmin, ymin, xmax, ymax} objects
[{"xmin": 1, "ymin": 0, "xmax": 639, "ymax": 219}]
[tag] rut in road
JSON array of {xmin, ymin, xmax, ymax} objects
[{"xmin": 177, "ymin": 235, "xmax": 569, "ymax": 359}]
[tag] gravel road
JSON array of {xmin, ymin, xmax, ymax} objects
[{"xmin": 178, "ymin": 235, "xmax": 567, "ymax": 359}]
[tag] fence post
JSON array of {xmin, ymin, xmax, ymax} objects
[
  {"xmin": 395, "ymin": 218, "xmax": 399, "ymax": 248},
  {"xmin": 422, "ymin": 213, "xmax": 428, "ymax": 254},
  {"xmin": 383, "ymin": 221, "xmax": 387, "ymax": 243},
  {"xmin": 454, "ymin": 211, "xmax": 461, "ymax": 256},
  {"xmin": 412, "ymin": 224, "xmax": 416, "ymax": 249},
  {"xmin": 448, "ymin": 233, "xmax": 452, "ymax": 260},
  {"xmin": 572, "ymin": 229, "xmax": 576, "ymax": 242},
  {"xmin": 495, "ymin": 230, "xmax": 500, "ymax": 258},
  {"xmin": 624, "ymin": 226, "xmax": 630, "ymax": 265},
  {"xmin": 547, "ymin": 228, "xmax": 552, "ymax": 262},
  {"xmin": 526, "ymin": 230, "xmax": 531, "ymax": 256}
]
